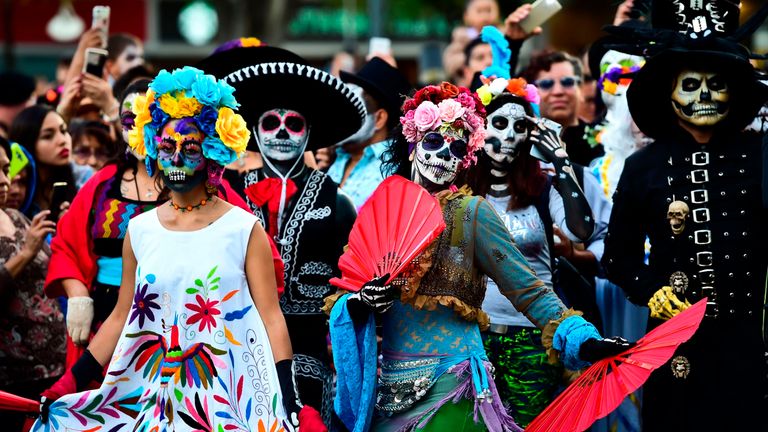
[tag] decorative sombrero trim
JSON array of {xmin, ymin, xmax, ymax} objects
[{"xmin": 222, "ymin": 62, "xmax": 367, "ymax": 120}]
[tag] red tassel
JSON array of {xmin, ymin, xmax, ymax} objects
[
  {"xmin": 244, "ymin": 178, "xmax": 298, "ymax": 238},
  {"xmin": 298, "ymin": 405, "xmax": 328, "ymax": 432}
]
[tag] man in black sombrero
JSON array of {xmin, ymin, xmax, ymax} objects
[
  {"xmin": 199, "ymin": 44, "xmax": 364, "ymax": 428},
  {"xmin": 603, "ymin": 1, "xmax": 768, "ymax": 430}
]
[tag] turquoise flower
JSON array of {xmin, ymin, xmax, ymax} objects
[
  {"xmin": 174, "ymin": 66, "xmax": 203, "ymax": 90},
  {"xmin": 202, "ymin": 136, "xmax": 236, "ymax": 165},
  {"xmin": 149, "ymin": 69, "xmax": 178, "ymax": 95},
  {"xmin": 191, "ymin": 75, "xmax": 221, "ymax": 107},
  {"xmin": 218, "ymin": 81, "xmax": 239, "ymax": 109},
  {"xmin": 143, "ymin": 124, "xmax": 158, "ymax": 159}
]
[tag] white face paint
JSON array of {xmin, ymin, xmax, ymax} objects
[
  {"xmin": 338, "ymin": 84, "xmax": 376, "ymax": 146},
  {"xmin": 599, "ymin": 50, "xmax": 644, "ymax": 105},
  {"xmin": 671, "ymin": 70, "xmax": 730, "ymax": 127},
  {"xmin": 745, "ymin": 80, "xmax": 768, "ymax": 133},
  {"xmin": 483, "ymin": 102, "xmax": 528, "ymax": 165},
  {"xmin": 256, "ymin": 109, "xmax": 308, "ymax": 162},
  {"xmin": 120, "ymin": 92, "xmax": 144, "ymax": 160},
  {"xmin": 413, "ymin": 128, "xmax": 466, "ymax": 187}
]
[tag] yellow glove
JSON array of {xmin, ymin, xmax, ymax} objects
[{"xmin": 648, "ymin": 286, "xmax": 691, "ymax": 320}]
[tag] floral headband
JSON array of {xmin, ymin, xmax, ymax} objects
[
  {"xmin": 599, "ymin": 63, "xmax": 644, "ymax": 96},
  {"xmin": 476, "ymin": 77, "xmax": 540, "ymax": 107},
  {"xmin": 400, "ymin": 82, "xmax": 487, "ymax": 169},
  {"xmin": 128, "ymin": 66, "xmax": 250, "ymax": 170}
]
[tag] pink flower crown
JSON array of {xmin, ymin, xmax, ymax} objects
[{"xmin": 400, "ymin": 82, "xmax": 487, "ymax": 169}]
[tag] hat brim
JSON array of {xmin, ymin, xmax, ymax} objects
[
  {"xmin": 628, "ymin": 48, "xmax": 768, "ymax": 139},
  {"xmin": 197, "ymin": 48, "xmax": 365, "ymax": 150}
]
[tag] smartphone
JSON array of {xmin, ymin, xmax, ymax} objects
[
  {"xmin": 49, "ymin": 182, "xmax": 69, "ymax": 222},
  {"xmin": 520, "ymin": 0, "xmax": 563, "ymax": 34},
  {"xmin": 530, "ymin": 118, "xmax": 563, "ymax": 162},
  {"xmin": 368, "ymin": 37, "xmax": 392, "ymax": 57},
  {"xmin": 83, "ymin": 47, "xmax": 108, "ymax": 77},
  {"xmin": 8, "ymin": 142, "xmax": 29, "ymax": 179},
  {"xmin": 92, "ymin": 6, "xmax": 110, "ymax": 49}
]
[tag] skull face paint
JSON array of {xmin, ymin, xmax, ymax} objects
[
  {"xmin": 483, "ymin": 102, "xmax": 529, "ymax": 165},
  {"xmin": 667, "ymin": 200, "xmax": 689, "ymax": 235},
  {"xmin": 256, "ymin": 109, "xmax": 308, "ymax": 162},
  {"xmin": 121, "ymin": 92, "xmax": 142, "ymax": 159},
  {"xmin": 413, "ymin": 128, "xmax": 467, "ymax": 187},
  {"xmin": 157, "ymin": 118, "xmax": 207, "ymax": 192},
  {"xmin": 671, "ymin": 70, "xmax": 730, "ymax": 127}
]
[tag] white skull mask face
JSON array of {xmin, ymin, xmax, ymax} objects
[
  {"xmin": 483, "ymin": 102, "xmax": 529, "ymax": 165},
  {"xmin": 671, "ymin": 70, "xmax": 730, "ymax": 127},
  {"xmin": 413, "ymin": 128, "xmax": 467, "ymax": 187},
  {"xmin": 745, "ymin": 80, "xmax": 768, "ymax": 133},
  {"xmin": 256, "ymin": 109, "xmax": 308, "ymax": 162}
]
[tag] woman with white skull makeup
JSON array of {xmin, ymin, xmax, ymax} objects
[
  {"xmin": 198, "ymin": 43, "xmax": 364, "ymax": 427},
  {"xmin": 467, "ymin": 77, "xmax": 595, "ymax": 426},
  {"xmin": 603, "ymin": 1, "xmax": 768, "ymax": 430},
  {"xmin": 325, "ymin": 82, "xmax": 630, "ymax": 432},
  {"xmin": 36, "ymin": 67, "xmax": 303, "ymax": 431}
]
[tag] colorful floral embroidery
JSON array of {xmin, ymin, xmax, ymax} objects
[
  {"xmin": 130, "ymin": 273, "xmax": 160, "ymax": 328},
  {"xmin": 186, "ymin": 295, "xmax": 221, "ymax": 333}
]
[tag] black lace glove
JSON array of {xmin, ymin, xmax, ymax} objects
[
  {"xmin": 276, "ymin": 359, "xmax": 301, "ymax": 429},
  {"xmin": 346, "ymin": 273, "xmax": 397, "ymax": 320},
  {"xmin": 579, "ymin": 336, "xmax": 635, "ymax": 364}
]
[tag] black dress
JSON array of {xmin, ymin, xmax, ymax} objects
[{"xmin": 604, "ymin": 128, "xmax": 768, "ymax": 431}]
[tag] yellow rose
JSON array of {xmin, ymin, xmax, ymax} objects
[
  {"xmin": 215, "ymin": 107, "xmax": 250, "ymax": 154},
  {"xmin": 127, "ymin": 127, "xmax": 146, "ymax": 157},
  {"xmin": 158, "ymin": 94, "xmax": 181, "ymax": 118},
  {"xmin": 176, "ymin": 95, "xmax": 203, "ymax": 117},
  {"xmin": 132, "ymin": 94, "xmax": 152, "ymax": 130},
  {"xmin": 476, "ymin": 86, "xmax": 492, "ymax": 106}
]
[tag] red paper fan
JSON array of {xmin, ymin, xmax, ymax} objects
[
  {"xmin": 0, "ymin": 390, "xmax": 40, "ymax": 413},
  {"xmin": 526, "ymin": 298, "xmax": 708, "ymax": 432},
  {"xmin": 330, "ymin": 176, "xmax": 446, "ymax": 292}
]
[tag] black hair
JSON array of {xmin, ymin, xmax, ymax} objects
[
  {"xmin": 381, "ymin": 124, "xmax": 412, "ymax": 179},
  {"xmin": 107, "ymin": 33, "xmax": 142, "ymax": 61},
  {"xmin": 0, "ymin": 135, "xmax": 10, "ymax": 157},
  {"xmin": 112, "ymin": 64, "xmax": 155, "ymax": 99},
  {"xmin": 521, "ymin": 50, "xmax": 584, "ymax": 83},
  {"xmin": 9, "ymin": 105, "xmax": 76, "ymax": 211},
  {"xmin": 464, "ymin": 37, "xmax": 489, "ymax": 67},
  {"xmin": 70, "ymin": 120, "xmax": 119, "ymax": 162}
]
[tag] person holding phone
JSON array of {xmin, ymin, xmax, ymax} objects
[
  {"xmin": 0, "ymin": 136, "xmax": 66, "ymax": 432},
  {"xmin": 9, "ymin": 105, "xmax": 78, "ymax": 218},
  {"xmin": 467, "ymin": 75, "xmax": 595, "ymax": 426}
]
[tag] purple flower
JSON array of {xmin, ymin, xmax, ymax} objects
[{"xmin": 129, "ymin": 282, "xmax": 160, "ymax": 328}]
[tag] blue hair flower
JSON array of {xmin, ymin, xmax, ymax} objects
[
  {"xmin": 191, "ymin": 74, "xmax": 222, "ymax": 107},
  {"xmin": 174, "ymin": 66, "xmax": 204, "ymax": 90},
  {"xmin": 196, "ymin": 105, "xmax": 219, "ymax": 137},
  {"xmin": 149, "ymin": 70, "xmax": 177, "ymax": 95},
  {"xmin": 143, "ymin": 124, "xmax": 159, "ymax": 159},
  {"xmin": 218, "ymin": 81, "xmax": 239, "ymax": 109},
  {"xmin": 149, "ymin": 102, "xmax": 169, "ymax": 128},
  {"xmin": 202, "ymin": 136, "xmax": 237, "ymax": 166},
  {"xmin": 481, "ymin": 26, "xmax": 511, "ymax": 79}
]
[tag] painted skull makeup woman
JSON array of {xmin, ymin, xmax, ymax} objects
[
  {"xmin": 469, "ymin": 77, "xmax": 594, "ymax": 426},
  {"xmin": 36, "ymin": 67, "xmax": 300, "ymax": 431},
  {"xmin": 325, "ymin": 82, "xmax": 629, "ymax": 432},
  {"xmin": 603, "ymin": 1, "xmax": 768, "ymax": 430},
  {"xmin": 198, "ymin": 44, "xmax": 364, "ymax": 427}
]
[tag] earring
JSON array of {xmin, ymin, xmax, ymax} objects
[{"xmin": 408, "ymin": 151, "xmax": 415, "ymax": 162}]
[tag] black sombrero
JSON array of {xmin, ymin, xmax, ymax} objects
[{"xmin": 197, "ymin": 46, "xmax": 366, "ymax": 151}]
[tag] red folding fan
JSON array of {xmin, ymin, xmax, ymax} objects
[
  {"xmin": 526, "ymin": 298, "xmax": 708, "ymax": 432},
  {"xmin": 0, "ymin": 390, "xmax": 39, "ymax": 413},
  {"xmin": 330, "ymin": 176, "xmax": 446, "ymax": 292}
]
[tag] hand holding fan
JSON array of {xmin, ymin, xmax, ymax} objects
[
  {"xmin": 330, "ymin": 176, "xmax": 446, "ymax": 292},
  {"xmin": 526, "ymin": 298, "xmax": 708, "ymax": 432}
]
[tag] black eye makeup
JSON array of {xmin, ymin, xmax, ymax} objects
[{"xmin": 261, "ymin": 114, "xmax": 281, "ymax": 131}]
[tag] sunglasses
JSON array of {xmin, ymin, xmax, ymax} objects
[
  {"xmin": 73, "ymin": 147, "xmax": 111, "ymax": 161},
  {"xmin": 535, "ymin": 76, "xmax": 581, "ymax": 91},
  {"xmin": 421, "ymin": 132, "xmax": 468, "ymax": 159}
]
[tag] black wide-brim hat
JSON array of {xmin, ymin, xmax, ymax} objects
[
  {"xmin": 627, "ymin": 39, "xmax": 768, "ymax": 139},
  {"xmin": 197, "ymin": 46, "xmax": 366, "ymax": 151},
  {"xmin": 339, "ymin": 57, "xmax": 412, "ymax": 122}
]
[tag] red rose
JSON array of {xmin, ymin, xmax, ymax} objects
[{"xmin": 440, "ymin": 82, "xmax": 460, "ymax": 98}]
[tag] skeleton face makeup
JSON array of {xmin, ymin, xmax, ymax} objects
[
  {"xmin": 121, "ymin": 92, "xmax": 142, "ymax": 159},
  {"xmin": 256, "ymin": 109, "xmax": 308, "ymax": 162},
  {"xmin": 483, "ymin": 102, "xmax": 529, "ymax": 165},
  {"xmin": 157, "ymin": 119, "xmax": 207, "ymax": 192},
  {"xmin": 671, "ymin": 70, "xmax": 730, "ymax": 127},
  {"xmin": 413, "ymin": 128, "xmax": 467, "ymax": 187},
  {"xmin": 745, "ymin": 80, "xmax": 768, "ymax": 133}
]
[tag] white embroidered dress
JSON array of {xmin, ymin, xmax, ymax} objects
[{"xmin": 34, "ymin": 207, "xmax": 289, "ymax": 432}]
